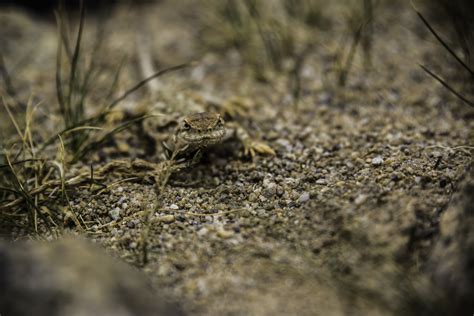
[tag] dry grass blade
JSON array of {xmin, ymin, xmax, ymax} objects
[
  {"xmin": 0, "ymin": 172, "xmax": 104, "ymax": 212},
  {"xmin": 79, "ymin": 11, "xmax": 107, "ymax": 107},
  {"xmin": 140, "ymin": 154, "xmax": 183, "ymax": 265},
  {"xmin": 0, "ymin": 159, "xmax": 157, "ymax": 212},
  {"xmin": 291, "ymin": 44, "xmax": 314, "ymax": 106},
  {"xmin": 23, "ymin": 97, "xmax": 40, "ymax": 157},
  {"xmin": 3, "ymin": 152, "xmax": 51, "ymax": 231},
  {"xmin": 67, "ymin": 0, "xmax": 86, "ymax": 120},
  {"xmin": 71, "ymin": 114, "xmax": 150, "ymax": 163},
  {"xmin": 0, "ymin": 53, "xmax": 16, "ymax": 97},
  {"xmin": 362, "ymin": 0, "xmax": 374, "ymax": 69},
  {"xmin": 38, "ymin": 126, "xmax": 103, "ymax": 153},
  {"xmin": 0, "ymin": 159, "xmax": 45, "ymax": 169},
  {"xmin": 57, "ymin": 135, "xmax": 83, "ymax": 230},
  {"xmin": 105, "ymin": 62, "xmax": 192, "ymax": 112},
  {"xmin": 419, "ymin": 64, "xmax": 474, "ymax": 107},
  {"xmin": 105, "ymin": 55, "xmax": 127, "ymax": 100},
  {"xmin": 2, "ymin": 97, "xmax": 24, "ymax": 143},
  {"xmin": 413, "ymin": 4, "xmax": 474, "ymax": 78},
  {"xmin": 40, "ymin": 62, "xmax": 189, "ymax": 156},
  {"xmin": 93, "ymin": 177, "xmax": 140, "ymax": 196},
  {"xmin": 0, "ymin": 187, "xmax": 20, "ymax": 195},
  {"xmin": 338, "ymin": 23, "xmax": 363, "ymax": 87},
  {"xmin": 57, "ymin": 1, "xmax": 73, "ymax": 60},
  {"xmin": 54, "ymin": 10, "xmax": 66, "ymax": 121}
]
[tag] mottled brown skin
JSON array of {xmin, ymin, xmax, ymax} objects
[
  {"xmin": 162, "ymin": 112, "xmax": 226, "ymax": 161},
  {"xmin": 178, "ymin": 112, "xmax": 226, "ymax": 148},
  {"xmin": 142, "ymin": 93, "xmax": 276, "ymax": 165}
]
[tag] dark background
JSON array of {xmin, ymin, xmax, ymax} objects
[{"xmin": 0, "ymin": 0, "xmax": 153, "ymax": 14}]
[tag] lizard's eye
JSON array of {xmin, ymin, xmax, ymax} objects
[{"xmin": 183, "ymin": 122, "xmax": 191, "ymax": 130}]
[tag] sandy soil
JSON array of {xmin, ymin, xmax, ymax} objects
[{"xmin": 1, "ymin": 1, "xmax": 473, "ymax": 315}]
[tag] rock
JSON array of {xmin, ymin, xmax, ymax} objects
[
  {"xmin": 0, "ymin": 237, "xmax": 183, "ymax": 316},
  {"xmin": 354, "ymin": 194, "xmax": 368, "ymax": 206},
  {"xmin": 262, "ymin": 178, "xmax": 277, "ymax": 198},
  {"xmin": 316, "ymin": 179, "xmax": 327, "ymax": 185},
  {"xmin": 276, "ymin": 138, "xmax": 293, "ymax": 152},
  {"xmin": 169, "ymin": 204, "xmax": 180, "ymax": 210},
  {"xmin": 429, "ymin": 176, "xmax": 474, "ymax": 314},
  {"xmin": 318, "ymin": 92, "xmax": 332, "ymax": 104},
  {"xmin": 217, "ymin": 229, "xmax": 234, "ymax": 239},
  {"xmin": 197, "ymin": 227, "xmax": 209, "ymax": 237},
  {"xmin": 371, "ymin": 156, "xmax": 384, "ymax": 166},
  {"xmin": 298, "ymin": 192, "xmax": 310, "ymax": 203},
  {"xmin": 109, "ymin": 207, "xmax": 121, "ymax": 221},
  {"xmin": 158, "ymin": 215, "xmax": 176, "ymax": 223}
]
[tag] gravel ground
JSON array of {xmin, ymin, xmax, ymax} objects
[{"xmin": 1, "ymin": 1, "xmax": 473, "ymax": 315}]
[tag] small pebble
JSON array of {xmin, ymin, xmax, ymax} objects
[
  {"xmin": 262, "ymin": 180, "xmax": 277, "ymax": 198},
  {"xmin": 109, "ymin": 207, "xmax": 121, "ymax": 220},
  {"xmin": 276, "ymin": 138, "xmax": 293, "ymax": 152},
  {"xmin": 298, "ymin": 192, "xmax": 310, "ymax": 203},
  {"xmin": 354, "ymin": 194, "xmax": 367, "ymax": 205},
  {"xmin": 217, "ymin": 229, "xmax": 234, "ymax": 239},
  {"xmin": 316, "ymin": 179, "xmax": 327, "ymax": 185},
  {"xmin": 158, "ymin": 215, "xmax": 175, "ymax": 223},
  {"xmin": 197, "ymin": 227, "xmax": 209, "ymax": 237},
  {"xmin": 372, "ymin": 156, "xmax": 384, "ymax": 166}
]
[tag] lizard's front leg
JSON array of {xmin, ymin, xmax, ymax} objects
[{"xmin": 226, "ymin": 121, "xmax": 275, "ymax": 158}]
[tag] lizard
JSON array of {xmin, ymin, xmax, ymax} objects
[
  {"xmin": 135, "ymin": 33, "xmax": 275, "ymax": 168},
  {"xmin": 141, "ymin": 93, "xmax": 275, "ymax": 168}
]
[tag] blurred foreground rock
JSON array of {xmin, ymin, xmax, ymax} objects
[
  {"xmin": 0, "ymin": 237, "xmax": 183, "ymax": 316},
  {"xmin": 427, "ymin": 167, "xmax": 474, "ymax": 315}
]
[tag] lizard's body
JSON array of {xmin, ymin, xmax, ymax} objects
[{"xmin": 136, "ymin": 34, "xmax": 274, "ymax": 166}]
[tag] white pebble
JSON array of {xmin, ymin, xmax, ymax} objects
[
  {"xmin": 298, "ymin": 192, "xmax": 310, "ymax": 203},
  {"xmin": 197, "ymin": 227, "xmax": 208, "ymax": 237},
  {"xmin": 354, "ymin": 194, "xmax": 367, "ymax": 205},
  {"xmin": 316, "ymin": 179, "xmax": 327, "ymax": 185},
  {"xmin": 372, "ymin": 156, "xmax": 384, "ymax": 166},
  {"xmin": 109, "ymin": 207, "xmax": 121, "ymax": 220}
]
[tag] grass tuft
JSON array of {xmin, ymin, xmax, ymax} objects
[
  {"xmin": 199, "ymin": 0, "xmax": 326, "ymax": 81},
  {"xmin": 0, "ymin": 2, "xmax": 191, "ymax": 233}
]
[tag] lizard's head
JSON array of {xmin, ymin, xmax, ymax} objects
[{"xmin": 175, "ymin": 112, "xmax": 226, "ymax": 149}]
